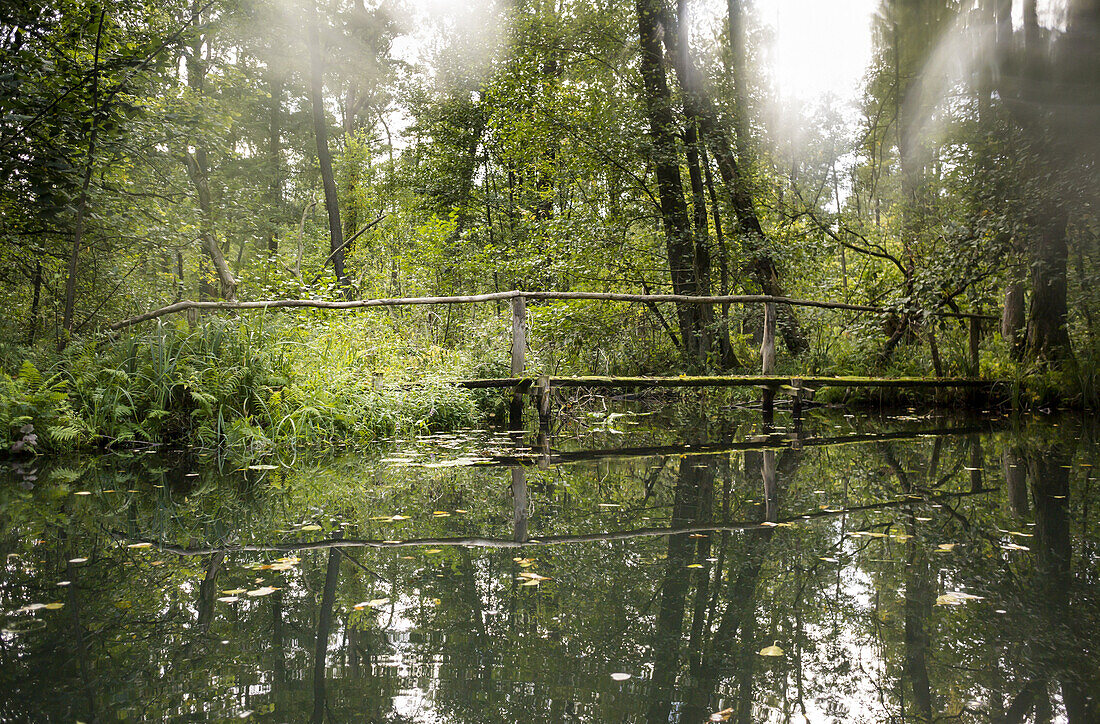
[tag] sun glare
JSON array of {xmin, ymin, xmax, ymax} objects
[{"xmin": 761, "ymin": 0, "xmax": 878, "ymax": 102}]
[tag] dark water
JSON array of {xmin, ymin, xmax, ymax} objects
[{"xmin": 1, "ymin": 408, "xmax": 1098, "ymax": 723}]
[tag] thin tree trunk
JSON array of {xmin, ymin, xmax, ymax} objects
[
  {"xmin": 185, "ymin": 152, "xmax": 237, "ymax": 300},
  {"xmin": 312, "ymin": 547, "xmax": 341, "ymax": 724},
  {"xmin": 183, "ymin": 7, "xmax": 236, "ymax": 302},
  {"xmin": 307, "ymin": 2, "xmax": 349, "ymax": 297},
  {"xmin": 266, "ymin": 65, "xmax": 285, "ymax": 255},
  {"xmin": 726, "ymin": 0, "xmax": 751, "ymax": 161},
  {"xmin": 26, "ymin": 261, "xmax": 42, "ymax": 345},
  {"xmin": 60, "ymin": 8, "xmax": 106, "ymax": 350}
]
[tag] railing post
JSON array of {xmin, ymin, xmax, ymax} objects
[
  {"xmin": 509, "ymin": 294, "xmax": 526, "ymax": 429},
  {"xmin": 761, "ymin": 301, "xmax": 776, "ymax": 418},
  {"xmin": 761, "ymin": 301, "xmax": 776, "ymax": 374},
  {"xmin": 968, "ymin": 316, "xmax": 980, "ymax": 377},
  {"xmin": 536, "ymin": 374, "xmax": 551, "ymax": 428}
]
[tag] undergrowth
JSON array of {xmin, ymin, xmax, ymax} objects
[{"xmin": 1, "ymin": 316, "xmax": 481, "ymax": 459}]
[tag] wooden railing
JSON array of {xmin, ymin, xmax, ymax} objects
[{"xmin": 108, "ymin": 290, "xmax": 999, "ymax": 424}]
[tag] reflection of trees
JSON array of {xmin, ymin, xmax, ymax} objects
[
  {"xmin": 647, "ymin": 448, "xmax": 803, "ymax": 724},
  {"xmin": 312, "ymin": 547, "xmax": 341, "ymax": 723},
  {"xmin": 2, "ymin": 420, "xmax": 1099, "ymax": 722},
  {"xmin": 1021, "ymin": 441, "xmax": 1097, "ymax": 722}
]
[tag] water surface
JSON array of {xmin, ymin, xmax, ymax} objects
[{"xmin": 1, "ymin": 409, "xmax": 1097, "ymax": 722}]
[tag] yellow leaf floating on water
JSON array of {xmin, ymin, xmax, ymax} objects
[
  {"xmin": 686, "ymin": 563, "xmax": 704, "ymax": 569},
  {"xmin": 936, "ymin": 591, "xmax": 983, "ymax": 606},
  {"xmin": 758, "ymin": 643, "xmax": 784, "ymax": 657},
  {"xmin": 517, "ymin": 572, "xmax": 550, "ymax": 585},
  {"xmin": 75, "ymin": 491, "xmax": 92, "ymax": 496},
  {"xmin": 390, "ymin": 515, "xmax": 409, "ymax": 521},
  {"xmin": 69, "ymin": 558, "xmax": 88, "ymax": 564},
  {"xmin": 432, "ymin": 511, "xmax": 451, "ymax": 517},
  {"xmin": 936, "ymin": 543, "xmax": 957, "ymax": 552},
  {"xmin": 127, "ymin": 542, "xmax": 153, "ymax": 549},
  {"xmin": 246, "ymin": 586, "xmax": 279, "ymax": 597},
  {"xmin": 610, "ymin": 672, "xmax": 632, "ymax": 681},
  {"xmin": 299, "ymin": 524, "xmax": 322, "ymax": 532},
  {"xmin": 222, "ymin": 589, "xmax": 247, "ymax": 595},
  {"xmin": 43, "ymin": 602, "xmax": 64, "ymax": 610},
  {"xmin": 424, "ymin": 549, "xmax": 443, "ymax": 554}
]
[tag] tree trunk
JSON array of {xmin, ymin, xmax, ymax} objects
[
  {"xmin": 307, "ymin": 3, "xmax": 349, "ymax": 296},
  {"xmin": 1002, "ymin": 276, "xmax": 1025, "ymax": 357},
  {"xmin": 183, "ymin": 10, "xmax": 236, "ymax": 302},
  {"xmin": 671, "ymin": 18, "xmax": 807, "ymax": 356},
  {"xmin": 185, "ymin": 152, "xmax": 237, "ymax": 301},
  {"xmin": 26, "ymin": 261, "xmax": 42, "ymax": 345},
  {"xmin": 266, "ymin": 65, "xmax": 284, "ymax": 255},
  {"xmin": 634, "ymin": 0, "xmax": 707, "ymax": 364},
  {"xmin": 726, "ymin": 0, "xmax": 751, "ymax": 161},
  {"xmin": 1025, "ymin": 209, "xmax": 1072, "ymax": 363}
]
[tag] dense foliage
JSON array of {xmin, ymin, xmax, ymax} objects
[{"xmin": 1, "ymin": 0, "xmax": 1098, "ymax": 450}]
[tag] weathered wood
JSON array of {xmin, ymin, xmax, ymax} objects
[
  {"xmin": 511, "ymin": 295, "xmax": 526, "ymax": 376},
  {"xmin": 509, "ymin": 295, "xmax": 526, "ymax": 428},
  {"xmin": 969, "ymin": 316, "xmax": 981, "ymax": 376},
  {"xmin": 761, "ymin": 301, "xmax": 776, "ymax": 413},
  {"xmin": 127, "ymin": 486, "xmax": 997, "ymax": 556},
  {"xmin": 536, "ymin": 373, "xmax": 551, "ymax": 428},
  {"xmin": 436, "ymin": 424, "xmax": 995, "ymax": 467},
  {"xmin": 454, "ymin": 375, "xmax": 998, "ymax": 389},
  {"xmin": 107, "ymin": 290, "xmax": 996, "ymax": 332},
  {"xmin": 761, "ymin": 301, "xmax": 776, "ymax": 374}
]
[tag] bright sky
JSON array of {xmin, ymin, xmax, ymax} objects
[
  {"xmin": 758, "ymin": 0, "xmax": 878, "ymax": 102},
  {"xmin": 394, "ymin": 0, "xmax": 879, "ymax": 104},
  {"xmin": 389, "ymin": 0, "xmax": 881, "ymax": 147}
]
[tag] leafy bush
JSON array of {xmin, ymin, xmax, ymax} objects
[{"xmin": 0, "ymin": 362, "xmax": 90, "ymax": 454}]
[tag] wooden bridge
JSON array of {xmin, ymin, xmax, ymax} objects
[{"xmin": 109, "ymin": 289, "xmax": 1001, "ymax": 426}]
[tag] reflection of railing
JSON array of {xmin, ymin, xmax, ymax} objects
[
  {"xmin": 109, "ymin": 290, "xmax": 1001, "ymax": 424},
  {"xmin": 123, "ymin": 487, "xmax": 997, "ymax": 556},
  {"xmin": 468, "ymin": 424, "xmax": 993, "ymax": 468}
]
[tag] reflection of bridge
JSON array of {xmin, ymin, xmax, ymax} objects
[
  {"xmin": 131, "ymin": 487, "xmax": 997, "ymax": 555},
  {"xmin": 109, "ymin": 290, "xmax": 1002, "ymax": 426},
  {"xmin": 470, "ymin": 424, "xmax": 993, "ymax": 468},
  {"xmin": 126, "ymin": 423, "xmax": 997, "ymax": 556}
]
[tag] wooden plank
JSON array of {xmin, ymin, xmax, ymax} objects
[{"xmin": 455, "ymin": 375, "xmax": 997, "ymax": 389}]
